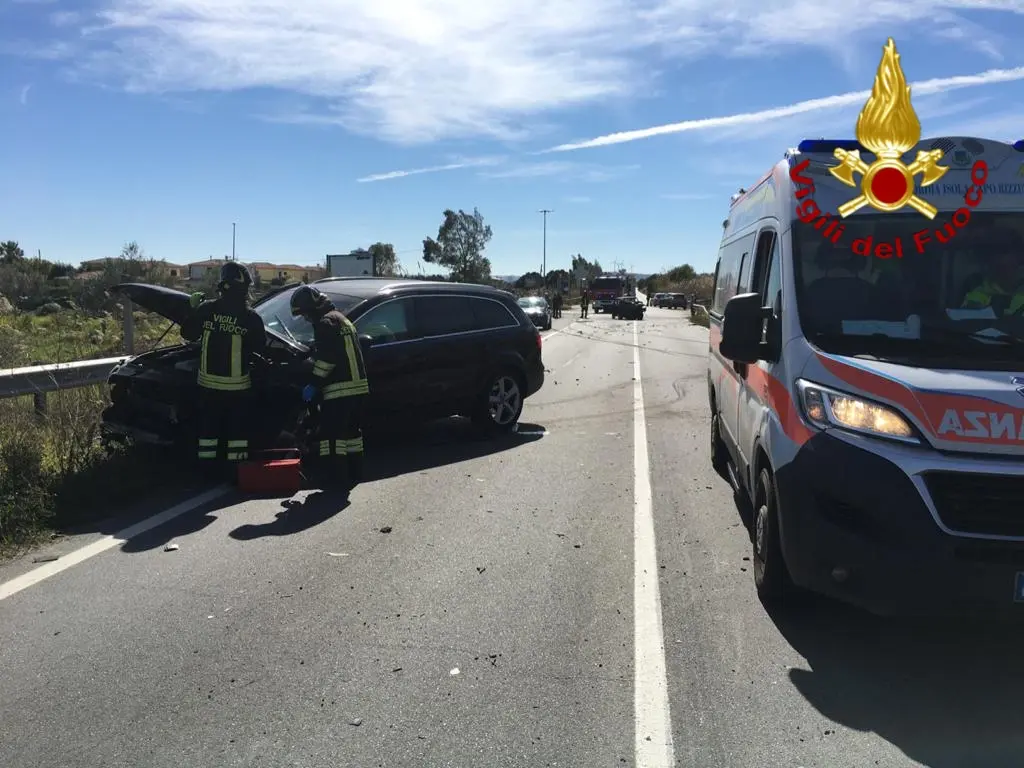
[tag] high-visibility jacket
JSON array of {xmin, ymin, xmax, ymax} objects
[
  {"xmin": 962, "ymin": 279, "xmax": 1024, "ymax": 316},
  {"xmin": 309, "ymin": 309, "xmax": 369, "ymax": 400},
  {"xmin": 181, "ymin": 295, "xmax": 266, "ymax": 391}
]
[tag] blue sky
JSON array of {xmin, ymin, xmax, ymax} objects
[{"xmin": 4, "ymin": 0, "xmax": 1024, "ymax": 277}]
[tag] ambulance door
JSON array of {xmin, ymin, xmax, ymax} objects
[{"xmin": 737, "ymin": 227, "xmax": 782, "ymax": 479}]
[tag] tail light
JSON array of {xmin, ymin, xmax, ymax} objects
[{"xmin": 535, "ymin": 329, "xmax": 542, "ymax": 351}]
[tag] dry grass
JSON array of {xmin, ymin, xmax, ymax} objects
[{"xmin": 0, "ymin": 310, "xmax": 185, "ymax": 553}]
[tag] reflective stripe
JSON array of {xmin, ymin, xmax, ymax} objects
[
  {"xmin": 323, "ymin": 379, "xmax": 369, "ymax": 400},
  {"xmin": 198, "ymin": 370, "xmax": 252, "ymax": 390},
  {"xmin": 312, "ymin": 359, "xmax": 336, "ymax": 378},
  {"xmin": 198, "ymin": 450, "xmax": 218, "ymax": 459},
  {"xmin": 343, "ymin": 335, "xmax": 360, "ymax": 384},
  {"xmin": 231, "ymin": 332, "xmax": 242, "ymax": 380},
  {"xmin": 201, "ymin": 329, "xmax": 211, "ymax": 374},
  {"xmin": 226, "ymin": 440, "xmax": 248, "ymax": 448},
  {"xmin": 345, "ymin": 437, "xmax": 364, "ymax": 454},
  {"xmin": 198, "ymin": 438, "xmax": 218, "ymax": 447},
  {"xmin": 319, "ymin": 440, "xmax": 330, "ymax": 457},
  {"xmin": 226, "ymin": 451, "xmax": 248, "ymax": 461},
  {"xmin": 334, "ymin": 440, "xmax": 348, "ymax": 455}
]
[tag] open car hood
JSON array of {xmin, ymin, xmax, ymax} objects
[
  {"xmin": 110, "ymin": 282, "xmax": 302, "ymax": 350},
  {"xmin": 111, "ymin": 283, "xmax": 192, "ymax": 327}
]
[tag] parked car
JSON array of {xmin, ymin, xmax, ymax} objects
[
  {"xmin": 611, "ymin": 295, "xmax": 646, "ymax": 320},
  {"xmin": 664, "ymin": 293, "xmax": 688, "ymax": 309},
  {"xmin": 517, "ymin": 296, "xmax": 552, "ymax": 330},
  {"xmin": 101, "ymin": 278, "xmax": 546, "ymax": 452},
  {"xmin": 651, "ymin": 293, "xmax": 667, "ymax": 307}
]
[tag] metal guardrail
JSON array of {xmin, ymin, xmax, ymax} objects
[{"xmin": 0, "ymin": 357, "xmax": 127, "ymax": 417}]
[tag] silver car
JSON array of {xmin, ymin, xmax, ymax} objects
[{"xmin": 517, "ymin": 296, "xmax": 552, "ymax": 330}]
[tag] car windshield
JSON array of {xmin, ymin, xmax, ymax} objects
[
  {"xmin": 254, "ymin": 286, "xmax": 365, "ymax": 346},
  {"xmin": 518, "ymin": 297, "xmax": 547, "ymax": 308},
  {"xmin": 793, "ymin": 211, "xmax": 1024, "ymax": 369}
]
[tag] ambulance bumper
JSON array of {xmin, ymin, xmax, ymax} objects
[{"xmin": 775, "ymin": 431, "xmax": 1024, "ymax": 618}]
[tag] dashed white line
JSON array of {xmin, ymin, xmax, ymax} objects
[
  {"xmin": 633, "ymin": 320, "xmax": 676, "ymax": 766},
  {"xmin": 0, "ymin": 484, "xmax": 230, "ymax": 602}
]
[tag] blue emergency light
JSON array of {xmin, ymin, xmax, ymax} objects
[{"xmin": 797, "ymin": 139, "xmax": 865, "ymax": 153}]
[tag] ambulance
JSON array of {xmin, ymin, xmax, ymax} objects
[{"xmin": 708, "ymin": 136, "xmax": 1024, "ymax": 616}]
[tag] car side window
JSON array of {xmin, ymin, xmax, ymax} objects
[
  {"xmin": 414, "ymin": 296, "xmax": 477, "ymax": 336},
  {"xmin": 354, "ymin": 299, "xmax": 413, "ymax": 344},
  {"xmin": 470, "ymin": 297, "xmax": 517, "ymax": 329},
  {"xmin": 763, "ymin": 238, "xmax": 782, "ymax": 316}
]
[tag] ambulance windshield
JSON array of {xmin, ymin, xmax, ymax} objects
[{"xmin": 792, "ymin": 211, "xmax": 1024, "ymax": 368}]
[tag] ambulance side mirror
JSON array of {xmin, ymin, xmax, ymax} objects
[{"xmin": 720, "ymin": 292, "xmax": 771, "ymax": 364}]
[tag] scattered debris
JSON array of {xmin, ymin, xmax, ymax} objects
[
  {"xmin": 349, "ymin": 718, "xmax": 362, "ymax": 727},
  {"xmin": 450, "ymin": 667, "xmax": 460, "ymax": 676},
  {"xmin": 379, "ymin": 526, "xmax": 392, "ymax": 534},
  {"xmin": 164, "ymin": 543, "xmax": 179, "ymax": 552},
  {"xmin": 32, "ymin": 554, "xmax": 59, "ymax": 563},
  {"xmin": 476, "ymin": 567, "xmax": 486, "ymax": 574},
  {"xmin": 327, "ymin": 552, "xmax": 349, "ymax": 557}
]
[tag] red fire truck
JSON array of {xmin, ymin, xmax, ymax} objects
[{"xmin": 589, "ymin": 274, "xmax": 630, "ymax": 313}]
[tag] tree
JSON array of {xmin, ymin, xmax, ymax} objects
[
  {"xmin": 422, "ymin": 208, "xmax": 493, "ymax": 283},
  {"xmin": 1, "ymin": 241, "xmax": 25, "ymax": 264},
  {"xmin": 368, "ymin": 242, "xmax": 398, "ymax": 276},
  {"xmin": 515, "ymin": 271, "xmax": 543, "ymax": 290},
  {"xmin": 545, "ymin": 268, "xmax": 569, "ymax": 290},
  {"xmin": 667, "ymin": 264, "xmax": 696, "ymax": 283}
]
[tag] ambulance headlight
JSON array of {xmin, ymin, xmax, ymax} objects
[{"xmin": 796, "ymin": 380, "xmax": 919, "ymax": 443}]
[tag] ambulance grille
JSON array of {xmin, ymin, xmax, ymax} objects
[{"xmin": 924, "ymin": 472, "xmax": 1024, "ymax": 537}]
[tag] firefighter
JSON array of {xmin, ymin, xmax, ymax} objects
[
  {"xmin": 580, "ymin": 287, "xmax": 590, "ymax": 318},
  {"xmin": 552, "ymin": 291, "xmax": 563, "ymax": 319},
  {"xmin": 961, "ymin": 231, "xmax": 1024, "ymax": 316},
  {"xmin": 290, "ymin": 285, "xmax": 369, "ymax": 490},
  {"xmin": 181, "ymin": 262, "xmax": 266, "ymax": 473}
]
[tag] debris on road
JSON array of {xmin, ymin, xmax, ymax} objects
[
  {"xmin": 32, "ymin": 554, "xmax": 59, "ymax": 563},
  {"xmin": 164, "ymin": 543, "xmax": 179, "ymax": 552},
  {"xmin": 449, "ymin": 667, "xmax": 460, "ymax": 676},
  {"xmin": 327, "ymin": 552, "xmax": 349, "ymax": 557},
  {"xmin": 349, "ymin": 717, "xmax": 362, "ymax": 726},
  {"xmin": 379, "ymin": 526, "xmax": 392, "ymax": 534}
]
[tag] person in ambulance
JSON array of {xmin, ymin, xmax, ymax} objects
[{"xmin": 960, "ymin": 230, "xmax": 1024, "ymax": 316}]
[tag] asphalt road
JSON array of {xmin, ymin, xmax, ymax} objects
[{"xmin": 1, "ymin": 305, "xmax": 1021, "ymax": 767}]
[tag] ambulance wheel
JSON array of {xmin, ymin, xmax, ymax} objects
[
  {"xmin": 753, "ymin": 466, "xmax": 792, "ymax": 606},
  {"xmin": 710, "ymin": 410, "xmax": 728, "ymax": 477}
]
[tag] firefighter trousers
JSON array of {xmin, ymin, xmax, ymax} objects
[
  {"xmin": 196, "ymin": 388, "xmax": 254, "ymax": 464},
  {"xmin": 311, "ymin": 394, "xmax": 366, "ymax": 487}
]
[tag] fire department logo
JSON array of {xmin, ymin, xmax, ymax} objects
[
  {"xmin": 828, "ymin": 38, "xmax": 948, "ymax": 220},
  {"xmin": 1013, "ymin": 376, "xmax": 1024, "ymax": 398}
]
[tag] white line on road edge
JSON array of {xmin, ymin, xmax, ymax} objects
[
  {"xmin": 632, "ymin": 320, "xmax": 676, "ymax": 766},
  {"xmin": 0, "ymin": 484, "xmax": 231, "ymax": 602}
]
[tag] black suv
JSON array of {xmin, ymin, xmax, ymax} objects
[{"xmin": 101, "ymin": 278, "xmax": 546, "ymax": 452}]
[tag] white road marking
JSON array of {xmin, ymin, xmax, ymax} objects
[
  {"xmin": 0, "ymin": 484, "xmax": 231, "ymax": 602},
  {"xmin": 633, "ymin": 320, "xmax": 676, "ymax": 766}
]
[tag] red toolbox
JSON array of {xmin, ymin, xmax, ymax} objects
[{"xmin": 237, "ymin": 449, "xmax": 303, "ymax": 495}]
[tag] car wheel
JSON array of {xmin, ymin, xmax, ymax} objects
[
  {"xmin": 472, "ymin": 370, "xmax": 525, "ymax": 434},
  {"xmin": 752, "ymin": 466, "xmax": 794, "ymax": 606}
]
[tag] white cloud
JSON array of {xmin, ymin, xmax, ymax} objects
[
  {"xmin": 356, "ymin": 156, "xmax": 504, "ymax": 183},
  {"xmin": 22, "ymin": 0, "xmax": 1024, "ymax": 145},
  {"xmin": 18, "ymin": 84, "xmax": 31, "ymax": 105},
  {"xmin": 479, "ymin": 161, "xmax": 638, "ymax": 182},
  {"xmin": 544, "ymin": 65, "xmax": 1024, "ymax": 152}
]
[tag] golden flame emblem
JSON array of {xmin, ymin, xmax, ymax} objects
[{"xmin": 829, "ymin": 38, "xmax": 948, "ymax": 219}]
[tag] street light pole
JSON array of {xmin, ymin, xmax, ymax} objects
[
  {"xmin": 538, "ymin": 209, "xmax": 553, "ymax": 282},
  {"xmin": 232, "ymin": 223, "xmax": 236, "ymax": 261}
]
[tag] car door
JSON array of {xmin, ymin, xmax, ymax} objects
[
  {"xmin": 411, "ymin": 295, "xmax": 481, "ymax": 413},
  {"xmin": 352, "ymin": 297, "xmax": 421, "ymax": 417},
  {"xmin": 737, "ymin": 227, "xmax": 781, "ymax": 477},
  {"xmin": 719, "ymin": 235, "xmax": 755, "ymax": 452}
]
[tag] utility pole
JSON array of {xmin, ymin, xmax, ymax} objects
[
  {"xmin": 539, "ymin": 209, "xmax": 553, "ymax": 280},
  {"xmin": 232, "ymin": 222, "xmax": 236, "ymax": 261}
]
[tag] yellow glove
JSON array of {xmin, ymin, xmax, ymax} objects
[{"xmin": 189, "ymin": 292, "xmax": 204, "ymax": 309}]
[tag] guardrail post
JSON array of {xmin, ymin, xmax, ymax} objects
[
  {"xmin": 123, "ymin": 298, "xmax": 135, "ymax": 355},
  {"xmin": 29, "ymin": 361, "xmax": 47, "ymax": 421}
]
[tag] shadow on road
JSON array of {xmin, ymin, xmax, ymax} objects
[
  {"xmin": 228, "ymin": 491, "xmax": 351, "ymax": 540},
  {"xmin": 770, "ymin": 599, "xmax": 1024, "ymax": 767},
  {"xmin": 82, "ymin": 417, "xmax": 546, "ymax": 553},
  {"xmin": 724, "ymin": 463, "xmax": 1024, "ymax": 764}
]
